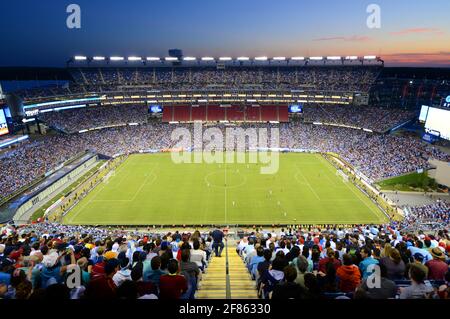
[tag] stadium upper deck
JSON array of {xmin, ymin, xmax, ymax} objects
[{"xmin": 5, "ymin": 56, "xmax": 383, "ymax": 110}]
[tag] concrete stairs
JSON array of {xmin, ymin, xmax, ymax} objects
[{"xmin": 196, "ymin": 244, "xmax": 258, "ymax": 299}]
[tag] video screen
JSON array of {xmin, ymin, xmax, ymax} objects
[
  {"xmin": 424, "ymin": 107, "xmax": 450, "ymax": 141},
  {"xmin": 0, "ymin": 109, "xmax": 9, "ymax": 136},
  {"xmin": 149, "ymin": 105, "xmax": 163, "ymax": 113},
  {"xmin": 3, "ymin": 107, "xmax": 12, "ymax": 118},
  {"xmin": 419, "ymin": 105, "xmax": 429, "ymax": 122},
  {"xmin": 442, "ymin": 95, "xmax": 450, "ymax": 107},
  {"xmin": 288, "ymin": 104, "xmax": 303, "ymax": 113}
]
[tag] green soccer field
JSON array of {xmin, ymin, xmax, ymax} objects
[{"xmin": 63, "ymin": 152, "xmax": 387, "ymax": 225}]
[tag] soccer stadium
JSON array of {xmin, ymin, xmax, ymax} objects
[{"xmin": 0, "ymin": 0, "xmax": 449, "ymax": 309}]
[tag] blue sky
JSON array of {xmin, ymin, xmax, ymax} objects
[{"xmin": 0, "ymin": 0, "xmax": 449, "ymax": 66}]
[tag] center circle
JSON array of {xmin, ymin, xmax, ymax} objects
[{"xmin": 204, "ymin": 170, "xmax": 247, "ymax": 188}]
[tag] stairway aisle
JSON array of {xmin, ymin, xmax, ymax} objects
[{"xmin": 196, "ymin": 244, "xmax": 258, "ymax": 299}]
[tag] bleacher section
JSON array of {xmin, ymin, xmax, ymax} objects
[{"xmin": 163, "ymin": 105, "xmax": 288, "ymax": 122}]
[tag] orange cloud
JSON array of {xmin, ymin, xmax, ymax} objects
[
  {"xmin": 382, "ymin": 51, "xmax": 450, "ymax": 66},
  {"xmin": 312, "ymin": 35, "xmax": 371, "ymax": 42},
  {"xmin": 389, "ymin": 28, "xmax": 443, "ymax": 36}
]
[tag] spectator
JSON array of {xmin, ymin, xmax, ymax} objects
[
  {"xmin": 144, "ymin": 256, "xmax": 166, "ymax": 287},
  {"xmin": 359, "ymin": 247, "xmax": 379, "ymax": 279},
  {"xmin": 380, "ymin": 248, "xmax": 406, "ymax": 281},
  {"xmin": 159, "ymin": 259, "xmax": 188, "ymax": 299},
  {"xmin": 211, "ymin": 227, "xmax": 225, "ymax": 257},
  {"xmin": 130, "ymin": 262, "xmax": 157, "ymax": 299},
  {"xmin": 318, "ymin": 248, "xmax": 341, "ymax": 274},
  {"xmin": 400, "ymin": 264, "xmax": 434, "ymax": 299},
  {"xmin": 292, "ymin": 255, "xmax": 309, "ymax": 289},
  {"xmin": 248, "ymin": 246, "xmax": 265, "ymax": 279},
  {"xmin": 190, "ymin": 239, "xmax": 207, "ymax": 271},
  {"xmin": 426, "ymin": 248, "xmax": 448, "ymax": 281},
  {"xmin": 358, "ymin": 263, "xmax": 397, "ymax": 299},
  {"xmin": 271, "ymin": 265, "xmax": 308, "ymax": 299},
  {"xmin": 112, "ymin": 257, "xmax": 131, "ymax": 287},
  {"xmin": 261, "ymin": 256, "xmax": 286, "ymax": 299},
  {"xmin": 179, "ymin": 249, "xmax": 200, "ymax": 299},
  {"xmin": 85, "ymin": 258, "xmax": 120, "ymax": 299},
  {"xmin": 336, "ymin": 254, "xmax": 361, "ymax": 293}
]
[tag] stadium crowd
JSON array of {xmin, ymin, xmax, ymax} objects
[
  {"xmin": 302, "ymin": 104, "xmax": 416, "ymax": 133},
  {"xmin": 1, "ymin": 121, "xmax": 449, "ymax": 201},
  {"xmin": 0, "ymin": 222, "xmax": 448, "ymax": 300},
  {"xmin": 237, "ymin": 224, "xmax": 449, "ymax": 299},
  {"xmin": 14, "ymin": 66, "xmax": 381, "ymax": 100},
  {"xmin": 37, "ymin": 103, "xmax": 416, "ymax": 133},
  {"xmin": 69, "ymin": 66, "xmax": 380, "ymax": 92},
  {"xmin": 400, "ymin": 200, "xmax": 450, "ymax": 231},
  {"xmin": 39, "ymin": 104, "xmax": 149, "ymax": 133}
]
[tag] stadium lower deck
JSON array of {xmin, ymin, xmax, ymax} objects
[{"xmin": 62, "ymin": 152, "xmax": 387, "ymax": 226}]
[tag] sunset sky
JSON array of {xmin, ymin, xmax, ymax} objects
[{"xmin": 0, "ymin": 0, "xmax": 449, "ymax": 67}]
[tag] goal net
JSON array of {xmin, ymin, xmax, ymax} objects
[{"xmin": 336, "ymin": 170, "xmax": 349, "ymax": 183}]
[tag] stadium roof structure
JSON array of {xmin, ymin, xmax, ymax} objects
[{"xmin": 69, "ymin": 55, "xmax": 384, "ymax": 67}]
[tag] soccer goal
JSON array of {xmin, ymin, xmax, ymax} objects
[{"xmin": 336, "ymin": 169, "xmax": 349, "ymax": 183}]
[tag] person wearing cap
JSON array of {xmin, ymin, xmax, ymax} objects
[
  {"xmin": 40, "ymin": 249, "xmax": 76, "ymax": 289},
  {"xmin": 426, "ymin": 247, "xmax": 448, "ymax": 281},
  {"xmin": 408, "ymin": 240, "xmax": 433, "ymax": 264},
  {"xmin": 0, "ymin": 259, "xmax": 14, "ymax": 286},
  {"xmin": 90, "ymin": 250, "xmax": 117, "ymax": 280}
]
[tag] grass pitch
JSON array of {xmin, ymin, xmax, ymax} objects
[{"xmin": 63, "ymin": 153, "xmax": 387, "ymax": 225}]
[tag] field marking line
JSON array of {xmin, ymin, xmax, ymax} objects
[
  {"xmin": 315, "ymin": 155, "xmax": 341, "ymax": 187},
  {"xmin": 293, "ymin": 172, "xmax": 309, "ymax": 186},
  {"xmin": 202, "ymin": 172, "xmax": 213, "ymax": 226},
  {"xmin": 204, "ymin": 170, "xmax": 247, "ymax": 189},
  {"xmin": 340, "ymin": 169, "xmax": 386, "ymax": 223},
  {"xmin": 67, "ymin": 180, "xmax": 108, "ymax": 223},
  {"xmin": 320, "ymin": 169, "xmax": 340, "ymax": 187},
  {"xmin": 295, "ymin": 165, "xmax": 321, "ymax": 201},
  {"xmin": 224, "ymin": 163, "xmax": 227, "ymax": 224},
  {"xmin": 129, "ymin": 164, "xmax": 159, "ymax": 202},
  {"xmin": 317, "ymin": 154, "xmax": 385, "ymax": 222},
  {"xmin": 69, "ymin": 162, "xmax": 158, "ymax": 223},
  {"xmin": 67, "ymin": 218, "xmax": 384, "ymax": 225},
  {"xmin": 106, "ymin": 157, "xmax": 134, "ymax": 190}
]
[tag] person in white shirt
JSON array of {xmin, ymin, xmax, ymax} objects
[
  {"xmin": 112, "ymin": 257, "xmax": 131, "ymax": 287},
  {"xmin": 237, "ymin": 237, "xmax": 248, "ymax": 256},
  {"xmin": 190, "ymin": 239, "xmax": 207, "ymax": 271}
]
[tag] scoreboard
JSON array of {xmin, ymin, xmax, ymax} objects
[
  {"xmin": 424, "ymin": 106, "xmax": 450, "ymax": 141},
  {"xmin": 442, "ymin": 95, "xmax": 450, "ymax": 108},
  {"xmin": 0, "ymin": 109, "xmax": 9, "ymax": 136}
]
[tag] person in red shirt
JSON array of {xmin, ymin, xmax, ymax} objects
[
  {"xmin": 85, "ymin": 258, "xmax": 120, "ymax": 299},
  {"xmin": 159, "ymin": 259, "xmax": 188, "ymax": 299},
  {"xmin": 318, "ymin": 248, "xmax": 341, "ymax": 274},
  {"xmin": 336, "ymin": 254, "xmax": 361, "ymax": 293},
  {"xmin": 426, "ymin": 248, "xmax": 448, "ymax": 281}
]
